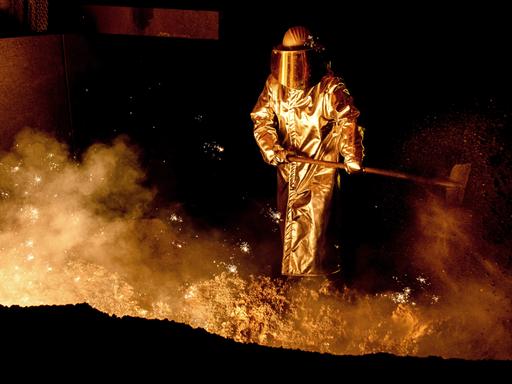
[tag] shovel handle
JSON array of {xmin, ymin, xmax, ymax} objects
[
  {"xmin": 287, "ymin": 155, "xmax": 347, "ymax": 170},
  {"xmin": 287, "ymin": 155, "xmax": 460, "ymax": 188}
]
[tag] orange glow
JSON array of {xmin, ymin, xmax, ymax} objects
[{"xmin": 0, "ymin": 129, "xmax": 510, "ymax": 359}]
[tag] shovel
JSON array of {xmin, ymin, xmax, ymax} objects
[{"xmin": 287, "ymin": 155, "xmax": 471, "ymax": 205}]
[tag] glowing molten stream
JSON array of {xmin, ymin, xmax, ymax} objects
[{"xmin": 0, "ymin": 129, "xmax": 510, "ymax": 360}]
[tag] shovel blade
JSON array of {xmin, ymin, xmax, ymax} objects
[{"xmin": 446, "ymin": 163, "xmax": 471, "ymax": 205}]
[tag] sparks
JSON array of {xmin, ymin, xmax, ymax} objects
[
  {"xmin": 169, "ymin": 213, "xmax": 183, "ymax": 223},
  {"xmin": 264, "ymin": 206, "xmax": 282, "ymax": 224},
  {"xmin": 391, "ymin": 287, "xmax": 411, "ymax": 304},
  {"xmin": 184, "ymin": 286, "xmax": 197, "ymax": 300},
  {"xmin": 172, "ymin": 240, "xmax": 185, "ymax": 249},
  {"xmin": 202, "ymin": 141, "xmax": 225, "ymax": 160},
  {"xmin": 239, "ymin": 241, "xmax": 251, "ymax": 254},
  {"xmin": 47, "ymin": 154, "xmax": 58, "ymax": 170}
]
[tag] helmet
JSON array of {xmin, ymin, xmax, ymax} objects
[{"xmin": 271, "ymin": 26, "xmax": 327, "ymax": 90}]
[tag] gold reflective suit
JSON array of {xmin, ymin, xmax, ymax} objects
[{"xmin": 251, "ymin": 74, "xmax": 363, "ymax": 276}]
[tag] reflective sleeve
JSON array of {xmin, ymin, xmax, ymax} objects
[
  {"xmin": 250, "ymin": 77, "xmax": 284, "ymax": 166},
  {"xmin": 328, "ymin": 80, "xmax": 364, "ymax": 167}
]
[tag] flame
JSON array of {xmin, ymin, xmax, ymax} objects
[{"xmin": 0, "ymin": 128, "xmax": 510, "ymax": 360}]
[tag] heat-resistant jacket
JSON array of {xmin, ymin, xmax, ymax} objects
[{"xmin": 251, "ymin": 74, "xmax": 363, "ymax": 276}]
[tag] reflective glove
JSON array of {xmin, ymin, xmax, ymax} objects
[
  {"xmin": 271, "ymin": 147, "xmax": 295, "ymax": 166},
  {"xmin": 345, "ymin": 160, "xmax": 363, "ymax": 175}
]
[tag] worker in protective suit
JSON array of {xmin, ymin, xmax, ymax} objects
[{"xmin": 251, "ymin": 26, "xmax": 364, "ymax": 277}]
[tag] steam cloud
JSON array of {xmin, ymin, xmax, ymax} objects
[{"xmin": 0, "ymin": 127, "xmax": 510, "ymax": 359}]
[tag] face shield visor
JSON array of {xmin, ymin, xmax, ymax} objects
[
  {"xmin": 271, "ymin": 46, "xmax": 314, "ymax": 90},
  {"xmin": 271, "ymin": 45, "xmax": 328, "ymax": 90}
]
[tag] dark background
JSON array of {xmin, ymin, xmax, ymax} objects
[
  {"xmin": 1, "ymin": 1, "xmax": 511, "ymax": 368},
  {"xmin": 1, "ymin": 0, "xmax": 511, "ymax": 284}
]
